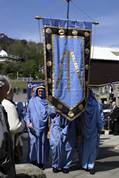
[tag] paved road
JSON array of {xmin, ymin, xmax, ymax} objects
[{"xmin": 44, "ymin": 134, "xmax": 119, "ymax": 178}]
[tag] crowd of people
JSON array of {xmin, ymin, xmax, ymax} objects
[
  {"xmin": 0, "ymin": 74, "xmax": 105, "ymax": 177},
  {"xmin": 102, "ymin": 101, "xmax": 119, "ymax": 135}
]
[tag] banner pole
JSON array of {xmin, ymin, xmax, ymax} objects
[
  {"xmin": 34, "ymin": 16, "xmax": 43, "ymax": 42},
  {"xmin": 64, "ymin": 0, "xmax": 71, "ymax": 19}
]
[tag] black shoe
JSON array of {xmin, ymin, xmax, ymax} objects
[
  {"xmin": 31, "ymin": 161, "xmax": 37, "ymax": 166},
  {"xmin": 82, "ymin": 168, "xmax": 89, "ymax": 172},
  {"xmin": 89, "ymin": 168, "xmax": 95, "ymax": 175},
  {"xmin": 52, "ymin": 167, "xmax": 60, "ymax": 173},
  {"xmin": 38, "ymin": 163, "xmax": 45, "ymax": 170},
  {"xmin": 62, "ymin": 168, "xmax": 69, "ymax": 174}
]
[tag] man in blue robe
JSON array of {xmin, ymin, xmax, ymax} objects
[
  {"xmin": 24, "ymin": 86, "xmax": 36, "ymax": 164},
  {"xmin": 50, "ymin": 113, "xmax": 77, "ymax": 173},
  {"xmin": 25, "ymin": 85, "xmax": 49, "ymax": 169},
  {"xmin": 79, "ymin": 89, "xmax": 104, "ymax": 174}
]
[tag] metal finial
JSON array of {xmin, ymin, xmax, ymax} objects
[
  {"xmin": 35, "ymin": 16, "xmax": 43, "ymax": 20},
  {"xmin": 92, "ymin": 21, "xmax": 99, "ymax": 25}
]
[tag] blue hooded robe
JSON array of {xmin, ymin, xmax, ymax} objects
[
  {"xmin": 16, "ymin": 101, "xmax": 26, "ymax": 121},
  {"xmin": 24, "ymin": 87, "xmax": 49, "ymax": 166},
  {"xmin": 50, "ymin": 113, "xmax": 77, "ymax": 170},
  {"xmin": 79, "ymin": 90, "xmax": 104, "ymax": 169}
]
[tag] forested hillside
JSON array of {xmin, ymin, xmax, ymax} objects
[{"xmin": 0, "ymin": 33, "xmax": 44, "ymax": 80}]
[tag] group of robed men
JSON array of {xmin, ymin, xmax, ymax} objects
[{"xmin": 24, "ymin": 83, "xmax": 104, "ymax": 174}]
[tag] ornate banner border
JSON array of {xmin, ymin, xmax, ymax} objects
[{"xmin": 43, "ymin": 26, "xmax": 91, "ymax": 120}]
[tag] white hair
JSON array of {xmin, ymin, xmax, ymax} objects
[{"xmin": 0, "ymin": 75, "xmax": 10, "ymax": 88}]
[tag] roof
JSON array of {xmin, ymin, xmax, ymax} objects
[
  {"xmin": 91, "ymin": 46, "xmax": 119, "ymax": 61},
  {"xmin": 0, "ymin": 49, "xmax": 8, "ymax": 57}
]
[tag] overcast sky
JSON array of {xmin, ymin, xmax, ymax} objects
[{"xmin": 0, "ymin": 0, "xmax": 119, "ymax": 47}]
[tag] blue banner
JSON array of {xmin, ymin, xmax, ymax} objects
[
  {"xmin": 42, "ymin": 18, "xmax": 92, "ymax": 120},
  {"xmin": 42, "ymin": 17, "xmax": 92, "ymax": 30}
]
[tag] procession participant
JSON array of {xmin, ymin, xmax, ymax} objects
[
  {"xmin": 24, "ymin": 84, "xmax": 49, "ymax": 169},
  {"xmin": 50, "ymin": 113, "xmax": 77, "ymax": 173},
  {"xmin": 79, "ymin": 89, "xmax": 103, "ymax": 174},
  {"xmin": 0, "ymin": 75, "xmax": 16, "ymax": 178}
]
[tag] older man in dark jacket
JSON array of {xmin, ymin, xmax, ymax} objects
[{"xmin": 0, "ymin": 75, "xmax": 16, "ymax": 178}]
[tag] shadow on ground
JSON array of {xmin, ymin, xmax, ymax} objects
[
  {"xmin": 16, "ymin": 174, "xmax": 31, "ymax": 178},
  {"xmin": 67, "ymin": 146, "xmax": 119, "ymax": 172},
  {"xmin": 96, "ymin": 161, "xmax": 119, "ymax": 172},
  {"xmin": 97, "ymin": 146, "xmax": 119, "ymax": 159},
  {"xmin": 95, "ymin": 146, "xmax": 119, "ymax": 172}
]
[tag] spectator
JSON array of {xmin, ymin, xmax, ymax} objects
[
  {"xmin": 16, "ymin": 101, "xmax": 26, "ymax": 121},
  {"xmin": 0, "ymin": 75, "xmax": 16, "ymax": 177},
  {"xmin": 110, "ymin": 102, "xmax": 119, "ymax": 135},
  {"xmin": 15, "ymin": 101, "xmax": 29, "ymax": 163},
  {"xmin": 2, "ymin": 88, "xmax": 25, "ymax": 149}
]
